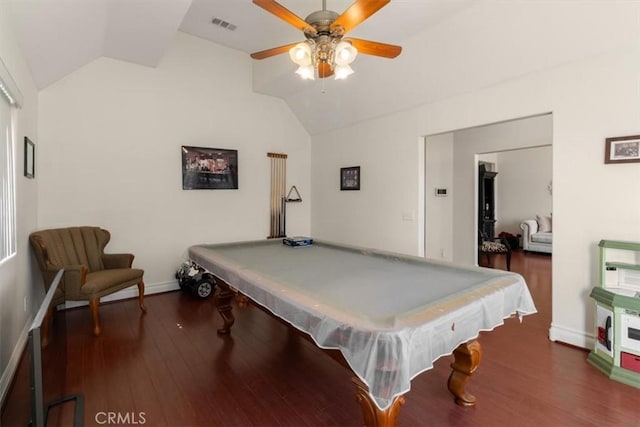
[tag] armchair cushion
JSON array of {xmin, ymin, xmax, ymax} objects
[
  {"xmin": 536, "ymin": 214, "xmax": 552, "ymax": 232},
  {"xmin": 81, "ymin": 268, "xmax": 145, "ymax": 298},
  {"xmin": 481, "ymin": 240, "xmax": 509, "ymax": 253},
  {"xmin": 531, "ymin": 232, "xmax": 552, "ymax": 245},
  {"xmin": 478, "ymin": 232, "xmax": 512, "ymax": 270}
]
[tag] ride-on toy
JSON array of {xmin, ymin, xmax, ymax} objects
[{"xmin": 175, "ymin": 261, "xmax": 216, "ymax": 299}]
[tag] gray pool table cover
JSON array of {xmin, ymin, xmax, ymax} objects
[{"xmin": 188, "ymin": 239, "xmax": 536, "ymax": 410}]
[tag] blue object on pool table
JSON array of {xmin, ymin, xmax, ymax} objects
[{"xmin": 283, "ymin": 236, "xmax": 313, "ymax": 247}]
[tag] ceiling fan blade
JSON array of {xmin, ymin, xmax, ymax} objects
[
  {"xmin": 251, "ymin": 42, "xmax": 301, "ymax": 60},
  {"xmin": 253, "ymin": 0, "xmax": 317, "ymax": 34},
  {"xmin": 318, "ymin": 63, "xmax": 334, "ymax": 78},
  {"xmin": 348, "ymin": 38, "xmax": 402, "ymax": 58},
  {"xmin": 330, "ymin": 0, "xmax": 390, "ymax": 34}
]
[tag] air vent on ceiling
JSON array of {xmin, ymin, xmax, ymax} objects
[{"xmin": 211, "ymin": 17, "xmax": 237, "ymax": 31}]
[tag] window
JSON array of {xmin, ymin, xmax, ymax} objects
[{"xmin": 0, "ymin": 80, "xmax": 16, "ymax": 263}]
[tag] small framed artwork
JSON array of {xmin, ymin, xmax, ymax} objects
[
  {"xmin": 24, "ymin": 137, "xmax": 35, "ymax": 179},
  {"xmin": 181, "ymin": 146, "xmax": 238, "ymax": 190},
  {"xmin": 340, "ymin": 166, "xmax": 360, "ymax": 191},
  {"xmin": 605, "ymin": 135, "xmax": 640, "ymax": 164}
]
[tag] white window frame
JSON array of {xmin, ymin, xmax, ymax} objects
[{"xmin": 0, "ymin": 57, "xmax": 22, "ymax": 264}]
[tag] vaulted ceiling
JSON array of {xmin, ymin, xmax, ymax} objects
[
  {"xmin": 6, "ymin": 1, "xmax": 637, "ymax": 135},
  {"xmin": 6, "ymin": 0, "xmax": 476, "ymax": 134}
]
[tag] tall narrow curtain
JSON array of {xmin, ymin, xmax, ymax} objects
[{"xmin": 267, "ymin": 152, "xmax": 287, "ymax": 238}]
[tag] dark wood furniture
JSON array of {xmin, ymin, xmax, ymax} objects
[{"xmin": 478, "ymin": 164, "xmax": 498, "ymax": 240}]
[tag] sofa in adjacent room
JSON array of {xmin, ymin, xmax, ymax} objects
[{"xmin": 520, "ymin": 216, "xmax": 552, "ymax": 254}]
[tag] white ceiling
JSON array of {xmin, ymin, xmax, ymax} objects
[{"xmin": 6, "ymin": 0, "xmax": 476, "ymax": 133}]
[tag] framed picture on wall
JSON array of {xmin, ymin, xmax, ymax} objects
[
  {"xmin": 24, "ymin": 137, "xmax": 35, "ymax": 179},
  {"xmin": 605, "ymin": 135, "xmax": 640, "ymax": 164},
  {"xmin": 340, "ymin": 166, "xmax": 360, "ymax": 191},
  {"xmin": 181, "ymin": 146, "xmax": 238, "ymax": 189}
]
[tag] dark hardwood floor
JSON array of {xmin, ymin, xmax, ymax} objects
[{"xmin": 3, "ymin": 250, "xmax": 640, "ymax": 426}]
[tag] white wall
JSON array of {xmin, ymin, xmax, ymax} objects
[
  {"xmin": 425, "ymin": 133, "xmax": 453, "ymax": 260},
  {"xmin": 311, "ymin": 112, "xmax": 425, "ymax": 255},
  {"xmin": 0, "ymin": 2, "xmax": 40, "ymax": 401},
  {"xmin": 312, "ymin": 47, "xmax": 640, "ymax": 349},
  {"xmin": 37, "ymin": 32, "xmax": 311, "ymax": 291},
  {"xmin": 496, "ymin": 146, "xmax": 553, "ymax": 236}
]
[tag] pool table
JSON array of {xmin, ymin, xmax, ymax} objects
[{"xmin": 188, "ymin": 239, "xmax": 536, "ymax": 426}]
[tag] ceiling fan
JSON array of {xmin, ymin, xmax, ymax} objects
[{"xmin": 250, "ymin": 0, "xmax": 402, "ymax": 80}]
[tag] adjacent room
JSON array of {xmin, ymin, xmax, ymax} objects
[{"xmin": 1, "ymin": 1, "xmax": 639, "ymax": 426}]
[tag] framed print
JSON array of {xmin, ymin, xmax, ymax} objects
[
  {"xmin": 24, "ymin": 137, "xmax": 34, "ymax": 179},
  {"xmin": 340, "ymin": 166, "xmax": 360, "ymax": 191},
  {"xmin": 605, "ymin": 135, "xmax": 640, "ymax": 164},
  {"xmin": 181, "ymin": 146, "xmax": 238, "ymax": 189}
]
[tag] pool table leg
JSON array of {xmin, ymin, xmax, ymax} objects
[
  {"xmin": 352, "ymin": 377, "xmax": 405, "ymax": 427},
  {"xmin": 214, "ymin": 283, "xmax": 235, "ymax": 335},
  {"xmin": 447, "ymin": 339, "xmax": 482, "ymax": 407}
]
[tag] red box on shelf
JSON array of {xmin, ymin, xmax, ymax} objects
[{"xmin": 621, "ymin": 352, "xmax": 640, "ymax": 373}]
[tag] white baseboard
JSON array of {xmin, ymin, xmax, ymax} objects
[
  {"xmin": 0, "ymin": 319, "xmax": 32, "ymax": 404},
  {"xmin": 64, "ymin": 280, "xmax": 180, "ymax": 309},
  {"xmin": 549, "ymin": 322, "xmax": 594, "ymax": 350},
  {"xmin": 0, "ymin": 280, "xmax": 180, "ymax": 403}
]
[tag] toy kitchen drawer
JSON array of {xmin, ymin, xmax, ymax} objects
[{"xmin": 621, "ymin": 352, "xmax": 640, "ymax": 373}]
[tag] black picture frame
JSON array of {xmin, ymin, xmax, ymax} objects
[
  {"xmin": 24, "ymin": 137, "xmax": 35, "ymax": 179},
  {"xmin": 181, "ymin": 145, "xmax": 238, "ymax": 190},
  {"xmin": 340, "ymin": 166, "xmax": 360, "ymax": 191},
  {"xmin": 605, "ymin": 135, "xmax": 640, "ymax": 164}
]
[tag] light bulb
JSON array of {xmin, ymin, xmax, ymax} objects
[
  {"xmin": 289, "ymin": 42, "xmax": 312, "ymax": 66},
  {"xmin": 295, "ymin": 65, "xmax": 315, "ymax": 80},
  {"xmin": 334, "ymin": 41, "xmax": 357, "ymax": 66},
  {"xmin": 334, "ymin": 64, "xmax": 354, "ymax": 80}
]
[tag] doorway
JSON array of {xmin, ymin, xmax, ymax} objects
[{"xmin": 424, "ymin": 113, "xmax": 553, "ymax": 265}]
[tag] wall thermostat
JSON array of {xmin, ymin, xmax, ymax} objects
[{"xmin": 435, "ymin": 188, "xmax": 448, "ymax": 197}]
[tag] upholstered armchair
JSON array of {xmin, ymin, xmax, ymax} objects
[{"xmin": 29, "ymin": 226, "xmax": 146, "ymax": 336}]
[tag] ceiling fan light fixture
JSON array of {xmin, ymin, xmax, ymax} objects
[
  {"xmin": 250, "ymin": 0, "xmax": 402, "ymax": 81},
  {"xmin": 334, "ymin": 41, "xmax": 357, "ymax": 66},
  {"xmin": 295, "ymin": 65, "xmax": 315, "ymax": 80},
  {"xmin": 334, "ymin": 64, "xmax": 354, "ymax": 80},
  {"xmin": 289, "ymin": 42, "xmax": 312, "ymax": 66}
]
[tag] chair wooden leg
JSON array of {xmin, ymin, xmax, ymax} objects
[
  {"xmin": 137, "ymin": 280, "xmax": 147, "ymax": 313},
  {"xmin": 89, "ymin": 299, "xmax": 101, "ymax": 336},
  {"xmin": 485, "ymin": 253, "xmax": 493, "ymax": 267},
  {"xmin": 506, "ymin": 252, "xmax": 512, "ymax": 271}
]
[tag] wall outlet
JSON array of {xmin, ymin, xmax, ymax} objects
[{"xmin": 402, "ymin": 211, "xmax": 416, "ymax": 221}]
